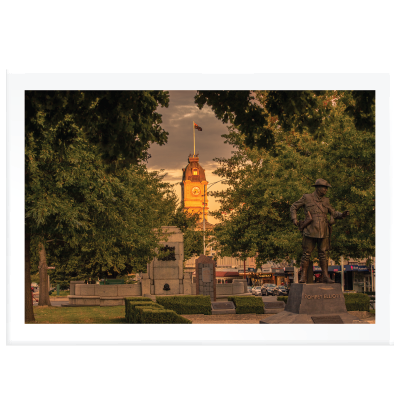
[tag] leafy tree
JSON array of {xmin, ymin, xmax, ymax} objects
[
  {"xmin": 207, "ymin": 91, "xmax": 375, "ymax": 268},
  {"xmin": 168, "ymin": 205, "xmax": 204, "ymax": 262},
  {"xmin": 25, "ymin": 91, "xmax": 171, "ymax": 321},
  {"xmin": 195, "ymin": 90, "xmax": 375, "ymax": 149}
]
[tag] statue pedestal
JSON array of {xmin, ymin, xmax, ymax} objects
[{"xmin": 260, "ymin": 283, "xmax": 363, "ymax": 324}]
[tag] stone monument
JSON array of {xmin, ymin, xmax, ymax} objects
[
  {"xmin": 141, "ymin": 226, "xmax": 193, "ymax": 296},
  {"xmin": 260, "ymin": 178, "xmax": 362, "ymax": 324},
  {"xmin": 195, "ymin": 255, "xmax": 216, "ymax": 301},
  {"xmin": 260, "ymin": 283, "xmax": 361, "ymax": 323}
]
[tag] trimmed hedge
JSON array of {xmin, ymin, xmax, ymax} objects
[
  {"xmin": 228, "ymin": 296, "xmax": 264, "ymax": 314},
  {"xmin": 125, "ymin": 300, "xmax": 192, "ymax": 324},
  {"xmin": 137, "ymin": 307, "xmax": 192, "ymax": 324},
  {"xmin": 156, "ymin": 295, "xmax": 212, "ymax": 315},
  {"xmin": 277, "ymin": 296, "xmax": 288, "ymax": 304},
  {"xmin": 344, "ymin": 293, "xmax": 370, "ymax": 311},
  {"xmin": 129, "ymin": 302, "xmax": 164, "ymax": 323},
  {"xmin": 125, "ymin": 297, "xmax": 153, "ymax": 319}
]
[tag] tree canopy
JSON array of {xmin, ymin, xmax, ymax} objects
[
  {"xmin": 195, "ymin": 90, "xmax": 375, "ymax": 150},
  {"xmin": 205, "ymin": 91, "xmax": 375, "ymax": 266},
  {"xmin": 25, "ymin": 91, "xmax": 173, "ymax": 320}
]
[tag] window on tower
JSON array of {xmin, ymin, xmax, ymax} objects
[{"xmin": 193, "ymin": 169, "xmax": 198, "ymax": 175}]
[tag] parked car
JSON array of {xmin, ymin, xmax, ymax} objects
[
  {"xmin": 273, "ymin": 285, "xmax": 289, "ymax": 296},
  {"xmin": 262, "ymin": 283, "xmax": 276, "ymax": 296},
  {"xmin": 251, "ymin": 286, "xmax": 262, "ymax": 296},
  {"xmin": 261, "ymin": 286, "xmax": 268, "ymax": 296}
]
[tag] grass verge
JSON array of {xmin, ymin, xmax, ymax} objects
[{"xmin": 30, "ymin": 306, "xmax": 126, "ymax": 324}]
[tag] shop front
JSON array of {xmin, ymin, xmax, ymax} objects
[
  {"xmin": 238, "ymin": 267, "xmax": 257, "ymax": 285},
  {"xmin": 328, "ymin": 264, "xmax": 372, "ymax": 292},
  {"xmin": 284, "ymin": 266, "xmax": 294, "ymax": 286},
  {"xmin": 215, "ymin": 270, "xmax": 240, "ymax": 284},
  {"xmin": 272, "ymin": 268, "xmax": 286, "ymax": 285},
  {"xmin": 258, "ymin": 273, "xmax": 273, "ymax": 284}
]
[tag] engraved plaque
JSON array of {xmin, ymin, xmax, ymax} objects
[
  {"xmin": 202, "ymin": 267, "xmax": 211, "ymax": 283},
  {"xmin": 158, "ymin": 245, "xmax": 176, "ymax": 261},
  {"xmin": 311, "ymin": 315, "xmax": 343, "ymax": 324},
  {"xmin": 212, "ymin": 301, "xmax": 235, "ymax": 310}
]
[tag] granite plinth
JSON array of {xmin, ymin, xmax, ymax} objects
[
  {"xmin": 260, "ymin": 283, "xmax": 362, "ymax": 324},
  {"xmin": 211, "ymin": 301, "xmax": 236, "ymax": 315},
  {"xmin": 264, "ymin": 301, "xmax": 285, "ymax": 314}
]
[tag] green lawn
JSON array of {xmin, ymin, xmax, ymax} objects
[{"xmin": 30, "ymin": 306, "xmax": 126, "ymax": 324}]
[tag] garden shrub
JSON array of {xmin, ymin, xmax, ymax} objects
[
  {"xmin": 124, "ymin": 297, "xmax": 153, "ymax": 319},
  {"xmin": 344, "ymin": 293, "xmax": 370, "ymax": 311},
  {"xmin": 228, "ymin": 296, "xmax": 264, "ymax": 314},
  {"xmin": 277, "ymin": 296, "xmax": 288, "ymax": 304},
  {"xmin": 156, "ymin": 295, "xmax": 212, "ymax": 315},
  {"xmin": 137, "ymin": 307, "xmax": 192, "ymax": 324},
  {"xmin": 127, "ymin": 302, "xmax": 163, "ymax": 323},
  {"xmin": 130, "ymin": 303, "xmax": 165, "ymax": 323}
]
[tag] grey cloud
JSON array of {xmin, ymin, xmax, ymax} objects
[{"xmin": 147, "ymin": 90, "xmax": 235, "ymax": 171}]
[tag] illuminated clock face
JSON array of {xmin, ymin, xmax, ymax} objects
[{"xmin": 191, "ymin": 186, "xmax": 201, "ymax": 196}]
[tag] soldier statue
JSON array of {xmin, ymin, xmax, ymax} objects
[{"xmin": 290, "ymin": 178, "xmax": 349, "ymax": 284}]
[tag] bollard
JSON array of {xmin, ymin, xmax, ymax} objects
[{"xmin": 57, "ymin": 284, "xmax": 60, "ymax": 296}]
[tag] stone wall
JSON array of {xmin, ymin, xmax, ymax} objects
[
  {"xmin": 143, "ymin": 226, "xmax": 185, "ymax": 296},
  {"xmin": 216, "ymin": 280, "xmax": 247, "ymax": 296},
  {"xmin": 74, "ymin": 284, "xmax": 142, "ymax": 297}
]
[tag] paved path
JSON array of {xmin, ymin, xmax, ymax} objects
[{"xmin": 181, "ymin": 314, "xmax": 269, "ymax": 324}]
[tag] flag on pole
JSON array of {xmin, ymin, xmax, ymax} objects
[{"xmin": 194, "ymin": 123, "xmax": 202, "ymax": 131}]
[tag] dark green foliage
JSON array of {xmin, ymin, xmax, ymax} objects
[
  {"xmin": 277, "ymin": 296, "xmax": 288, "ymax": 303},
  {"xmin": 25, "ymin": 90, "xmax": 180, "ymax": 284},
  {"xmin": 124, "ymin": 297, "xmax": 153, "ymax": 320},
  {"xmin": 344, "ymin": 293, "xmax": 370, "ymax": 311},
  {"xmin": 124, "ymin": 299, "xmax": 192, "ymax": 324},
  {"xmin": 169, "ymin": 206, "xmax": 205, "ymax": 261},
  {"xmin": 25, "ymin": 91, "xmax": 170, "ymax": 164},
  {"xmin": 131, "ymin": 304, "xmax": 165, "ymax": 323},
  {"xmin": 228, "ymin": 296, "xmax": 264, "ymax": 314},
  {"xmin": 195, "ymin": 90, "xmax": 274, "ymax": 150},
  {"xmin": 138, "ymin": 308, "xmax": 192, "ymax": 324},
  {"xmin": 195, "ymin": 90, "xmax": 375, "ymax": 149},
  {"xmin": 208, "ymin": 91, "xmax": 375, "ymax": 265},
  {"xmin": 156, "ymin": 295, "xmax": 212, "ymax": 315}
]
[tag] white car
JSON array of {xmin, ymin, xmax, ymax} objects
[{"xmin": 251, "ymin": 286, "xmax": 262, "ymax": 296}]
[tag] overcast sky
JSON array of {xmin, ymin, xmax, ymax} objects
[{"xmin": 146, "ymin": 90, "xmax": 235, "ymax": 224}]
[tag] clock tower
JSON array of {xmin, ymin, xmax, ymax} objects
[{"xmin": 181, "ymin": 154, "xmax": 208, "ymax": 221}]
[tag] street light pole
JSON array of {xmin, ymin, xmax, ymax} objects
[
  {"xmin": 203, "ymin": 183, "xmax": 206, "ymax": 254},
  {"xmin": 341, "ymin": 255, "xmax": 344, "ymax": 292}
]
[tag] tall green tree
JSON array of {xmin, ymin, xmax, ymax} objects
[
  {"xmin": 206, "ymin": 91, "xmax": 375, "ymax": 267},
  {"xmin": 195, "ymin": 90, "xmax": 375, "ymax": 149},
  {"xmin": 25, "ymin": 91, "xmax": 171, "ymax": 321}
]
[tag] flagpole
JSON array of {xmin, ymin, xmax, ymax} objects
[{"xmin": 193, "ymin": 121, "xmax": 195, "ymax": 155}]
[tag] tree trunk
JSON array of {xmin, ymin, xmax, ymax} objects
[
  {"xmin": 38, "ymin": 242, "xmax": 52, "ymax": 306},
  {"xmin": 25, "ymin": 228, "xmax": 35, "ymax": 323}
]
